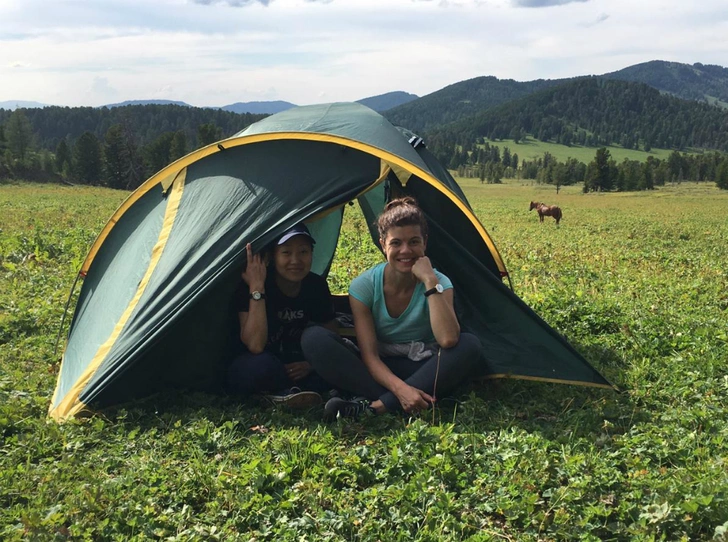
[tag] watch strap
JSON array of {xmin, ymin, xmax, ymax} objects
[{"xmin": 424, "ymin": 285, "xmax": 441, "ymax": 297}]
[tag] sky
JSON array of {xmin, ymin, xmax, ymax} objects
[{"xmin": 1, "ymin": 0, "xmax": 727, "ymax": 108}]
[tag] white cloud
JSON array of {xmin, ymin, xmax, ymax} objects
[
  {"xmin": 87, "ymin": 76, "xmax": 119, "ymax": 102},
  {"xmin": 190, "ymin": 0, "xmax": 273, "ymax": 6},
  {"xmin": 0, "ymin": 0, "xmax": 727, "ymax": 106},
  {"xmin": 587, "ymin": 12, "xmax": 610, "ymax": 26},
  {"xmin": 512, "ymin": 0, "xmax": 589, "ymax": 7}
]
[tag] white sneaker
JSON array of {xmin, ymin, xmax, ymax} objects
[{"xmin": 264, "ymin": 387, "xmax": 323, "ymax": 409}]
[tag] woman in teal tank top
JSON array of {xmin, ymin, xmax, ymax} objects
[{"xmin": 302, "ymin": 197, "xmax": 482, "ymax": 420}]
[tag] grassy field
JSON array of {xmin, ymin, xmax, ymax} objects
[
  {"xmin": 1, "ymin": 179, "xmax": 727, "ymax": 540},
  {"xmin": 485, "ymin": 137, "xmax": 683, "ymax": 163}
]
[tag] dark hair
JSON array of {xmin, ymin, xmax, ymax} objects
[{"xmin": 376, "ymin": 197, "xmax": 428, "ymax": 239}]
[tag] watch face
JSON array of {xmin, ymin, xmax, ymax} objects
[
  {"xmin": 435, "ymin": 283, "xmax": 444, "ymax": 293},
  {"xmin": 251, "ymin": 291, "xmax": 262, "ymax": 301}
]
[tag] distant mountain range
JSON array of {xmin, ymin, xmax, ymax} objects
[
  {"xmin": 356, "ymin": 91, "xmax": 419, "ymax": 113},
  {"xmin": 5, "ymin": 60, "xmax": 727, "ymax": 121},
  {"xmin": 103, "ymin": 99, "xmax": 192, "ymax": 108},
  {"xmin": 4, "ymin": 60, "xmax": 728, "ymax": 156},
  {"xmin": 0, "ymin": 91, "xmax": 419, "ymax": 114},
  {"xmin": 0, "ymin": 100, "xmax": 49, "ymax": 110},
  {"xmin": 219, "ymin": 100, "xmax": 297, "ymax": 114}
]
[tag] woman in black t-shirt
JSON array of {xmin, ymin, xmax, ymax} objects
[{"xmin": 227, "ymin": 223, "xmax": 337, "ymax": 407}]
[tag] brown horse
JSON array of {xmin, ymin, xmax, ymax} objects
[{"xmin": 529, "ymin": 201, "xmax": 563, "ymax": 224}]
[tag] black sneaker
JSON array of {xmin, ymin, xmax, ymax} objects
[
  {"xmin": 264, "ymin": 388, "xmax": 323, "ymax": 409},
  {"xmin": 324, "ymin": 396, "xmax": 373, "ymax": 421}
]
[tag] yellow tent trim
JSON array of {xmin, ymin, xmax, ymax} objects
[
  {"xmin": 80, "ymin": 131, "xmax": 508, "ymax": 278},
  {"xmin": 81, "ymin": 156, "xmax": 211, "ymax": 274},
  {"xmin": 389, "ymin": 162, "xmax": 413, "ymax": 186},
  {"xmin": 482, "ymin": 373, "xmax": 617, "ymax": 390},
  {"xmin": 49, "ymin": 170, "xmax": 187, "ymax": 421}
]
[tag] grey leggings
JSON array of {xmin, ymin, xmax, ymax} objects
[{"xmin": 301, "ymin": 326, "xmax": 482, "ymax": 412}]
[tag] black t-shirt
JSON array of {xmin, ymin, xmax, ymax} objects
[{"xmin": 236, "ymin": 272, "xmax": 335, "ymax": 362}]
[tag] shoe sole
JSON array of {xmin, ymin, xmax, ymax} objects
[{"xmin": 267, "ymin": 391, "xmax": 323, "ymax": 409}]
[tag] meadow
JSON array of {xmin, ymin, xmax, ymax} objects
[
  {"xmin": 485, "ymin": 137, "xmax": 681, "ymax": 163},
  {"xmin": 1, "ymin": 179, "xmax": 727, "ymax": 541}
]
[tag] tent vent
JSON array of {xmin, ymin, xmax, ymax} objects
[{"xmin": 408, "ymin": 135, "xmax": 425, "ymax": 149}]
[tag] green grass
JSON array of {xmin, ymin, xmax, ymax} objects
[
  {"xmin": 705, "ymin": 95, "xmax": 728, "ymax": 109},
  {"xmin": 2, "ymin": 180, "xmax": 728, "ymax": 540},
  {"xmin": 486, "ymin": 137, "xmax": 683, "ymax": 163}
]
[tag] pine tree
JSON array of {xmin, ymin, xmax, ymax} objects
[
  {"xmin": 120, "ymin": 119, "xmax": 146, "ymax": 190},
  {"xmin": 6, "ymin": 109, "xmax": 34, "ymax": 163},
  {"xmin": 639, "ymin": 161, "xmax": 654, "ymax": 190},
  {"xmin": 197, "ymin": 123, "xmax": 222, "ymax": 147},
  {"xmin": 104, "ymin": 125, "xmax": 127, "ymax": 189},
  {"xmin": 502, "ymin": 146, "xmax": 511, "ymax": 167},
  {"xmin": 667, "ymin": 151, "xmax": 684, "ymax": 182},
  {"xmin": 73, "ymin": 132, "xmax": 103, "ymax": 184},
  {"xmin": 585, "ymin": 147, "xmax": 613, "ymax": 192},
  {"xmin": 170, "ymin": 131, "xmax": 188, "ymax": 161},
  {"xmin": 716, "ymin": 160, "xmax": 728, "ymax": 190},
  {"xmin": 488, "ymin": 162, "xmax": 504, "ymax": 184},
  {"xmin": 145, "ymin": 132, "xmax": 175, "ymax": 175},
  {"xmin": 55, "ymin": 139, "xmax": 72, "ymax": 175}
]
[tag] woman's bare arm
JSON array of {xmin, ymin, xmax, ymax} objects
[
  {"xmin": 412, "ymin": 257, "xmax": 460, "ymax": 348},
  {"xmin": 239, "ymin": 243, "xmax": 268, "ymax": 353}
]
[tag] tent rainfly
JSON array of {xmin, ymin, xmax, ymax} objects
[{"xmin": 49, "ymin": 102, "xmax": 613, "ymax": 421}]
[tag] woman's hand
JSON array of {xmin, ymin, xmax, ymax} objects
[
  {"xmin": 241, "ymin": 243, "xmax": 266, "ymax": 290},
  {"xmin": 285, "ymin": 361, "xmax": 313, "ymax": 382},
  {"xmin": 395, "ymin": 383, "xmax": 434, "ymax": 414},
  {"xmin": 411, "ymin": 256, "xmax": 437, "ymax": 286}
]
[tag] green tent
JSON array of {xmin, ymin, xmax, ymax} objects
[{"xmin": 50, "ymin": 102, "xmax": 612, "ymax": 421}]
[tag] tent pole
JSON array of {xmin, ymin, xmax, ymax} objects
[
  {"xmin": 54, "ymin": 271, "xmax": 82, "ymax": 358},
  {"xmin": 506, "ymin": 273, "xmax": 515, "ymax": 293}
]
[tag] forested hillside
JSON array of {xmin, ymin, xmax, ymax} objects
[
  {"xmin": 386, "ymin": 60, "xmax": 728, "ymax": 136},
  {"xmin": 356, "ymin": 91, "xmax": 419, "ymax": 112},
  {"xmin": 384, "ymin": 76, "xmax": 568, "ymax": 133},
  {"xmin": 0, "ymin": 105, "xmax": 265, "ymax": 190},
  {"xmin": 602, "ymin": 60, "xmax": 728, "ymax": 105},
  {"xmin": 0, "ymin": 104, "xmax": 266, "ymax": 151},
  {"xmin": 425, "ymin": 78, "xmax": 728, "ymax": 155},
  {"xmin": 2, "ymin": 71, "xmax": 728, "ymax": 194}
]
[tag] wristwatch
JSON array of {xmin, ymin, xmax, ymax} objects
[
  {"xmin": 249, "ymin": 291, "xmax": 266, "ymax": 301},
  {"xmin": 424, "ymin": 283, "xmax": 444, "ymax": 297}
]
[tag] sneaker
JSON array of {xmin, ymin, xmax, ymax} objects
[
  {"xmin": 323, "ymin": 396, "xmax": 374, "ymax": 421},
  {"xmin": 264, "ymin": 388, "xmax": 323, "ymax": 409}
]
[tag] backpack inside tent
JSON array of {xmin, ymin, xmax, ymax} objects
[{"xmin": 49, "ymin": 102, "xmax": 613, "ymax": 421}]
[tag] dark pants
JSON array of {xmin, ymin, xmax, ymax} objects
[
  {"xmin": 301, "ymin": 326, "xmax": 482, "ymax": 412},
  {"xmin": 226, "ymin": 349, "xmax": 330, "ymax": 396}
]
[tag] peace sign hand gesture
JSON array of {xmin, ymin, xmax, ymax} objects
[{"xmin": 241, "ymin": 243, "xmax": 266, "ymax": 291}]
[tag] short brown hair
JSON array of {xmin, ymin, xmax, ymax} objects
[{"xmin": 376, "ymin": 197, "xmax": 428, "ymax": 240}]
